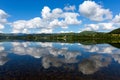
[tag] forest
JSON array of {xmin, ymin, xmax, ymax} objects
[{"xmin": 0, "ymin": 28, "xmax": 120, "ymax": 43}]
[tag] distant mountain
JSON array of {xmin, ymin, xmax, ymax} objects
[
  {"xmin": 0, "ymin": 33, "xmax": 26, "ymax": 36},
  {"xmin": 79, "ymin": 31, "xmax": 100, "ymax": 35},
  {"xmin": 109, "ymin": 28, "xmax": 120, "ymax": 34}
]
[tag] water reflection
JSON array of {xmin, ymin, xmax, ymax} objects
[
  {"xmin": 82, "ymin": 44, "xmax": 120, "ymax": 54},
  {"xmin": 0, "ymin": 52, "xmax": 9, "ymax": 66},
  {"xmin": 112, "ymin": 54, "xmax": 120, "ymax": 64},
  {"xmin": 0, "ymin": 41, "xmax": 120, "ymax": 77},
  {"xmin": 79, "ymin": 55, "xmax": 111, "ymax": 74},
  {"xmin": 0, "ymin": 45, "xmax": 9, "ymax": 66}
]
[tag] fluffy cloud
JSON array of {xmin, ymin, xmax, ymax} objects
[
  {"xmin": 111, "ymin": 14, "xmax": 120, "ymax": 28},
  {"xmin": 0, "ymin": 24, "xmax": 4, "ymax": 29},
  {"xmin": 79, "ymin": 1, "xmax": 112, "ymax": 21},
  {"xmin": 1, "ymin": 1, "xmax": 118, "ymax": 33},
  {"xmin": 112, "ymin": 14, "xmax": 120, "ymax": 23},
  {"xmin": 82, "ymin": 22, "xmax": 115, "ymax": 31},
  {"xmin": 11, "ymin": 17, "xmax": 42, "ymax": 33},
  {"xmin": 41, "ymin": 6, "xmax": 81, "ymax": 28},
  {"xmin": 59, "ymin": 30, "xmax": 73, "ymax": 33},
  {"xmin": 98, "ymin": 23, "xmax": 114, "ymax": 30},
  {"xmin": 64, "ymin": 5, "xmax": 76, "ymax": 11},
  {"xmin": 41, "ymin": 6, "xmax": 51, "ymax": 19},
  {"xmin": 83, "ymin": 24, "xmax": 99, "ymax": 31},
  {"xmin": 0, "ymin": 9, "xmax": 8, "ymax": 29},
  {"xmin": 79, "ymin": 1, "xmax": 117, "ymax": 32},
  {"xmin": 11, "ymin": 6, "xmax": 81, "ymax": 33}
]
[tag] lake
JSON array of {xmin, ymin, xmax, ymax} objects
[{"xmin": 0, "ymin": 41, "xmax": 120, "ymax": 80}]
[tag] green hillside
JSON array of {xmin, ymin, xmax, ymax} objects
[
  {"xmin": 79, "ymin": 31, "xmax": 98, "ymax": 35},
  {"xmin": 109, "ymin": 28, "xmax": 120, "ymax": 34}
]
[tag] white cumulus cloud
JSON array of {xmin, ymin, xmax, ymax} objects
[
  {"xmin": 11, "ymin": 6, "xmax": 81, "ymax": 33},
  {"xmin": 79, "ymin": 1, "xmax": 112, "ymax": 21},
  {"xmin": 83, "ymin": 24, "xmax": 99, "ymax": 31},
  {"xmin": 82, "ymin": 22, "xmax": 115, "ymax": 31},
  {"xmin": 64, "ymin": 5, "xmax": 76, "ymax": 11},
  {"xmin": 0, "ymin": 9, "xmax": 9, "ymax": 30},
  {"xmin": 112, "ymin": 13, "xmax": 120, "ymax": 23}
]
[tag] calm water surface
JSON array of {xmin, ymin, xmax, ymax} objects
[{"xmin": 0, "ymin": 41, "xmax": 120, "ymax": 80}]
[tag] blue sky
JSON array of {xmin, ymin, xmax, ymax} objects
[{"xmin": 0, "ymin": 0, "xmax": 120, "ymax": 33}]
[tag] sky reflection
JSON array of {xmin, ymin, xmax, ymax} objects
[{"xmin": 0, "ymin": 42, "xmax": 120, "ymax": 75}]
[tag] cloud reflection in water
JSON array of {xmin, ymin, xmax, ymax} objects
[
  {"xmin": 79, "ymin": 55, "xmax": 111, "ymax": 74},
  {"xmin": 0, "ymin": 42, "xmax": 120, "ymax": 75}
]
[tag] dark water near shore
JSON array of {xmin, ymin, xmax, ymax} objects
[{"xmin": 0, "ymin": 41, "xmax": 120, "ymax": 80}]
